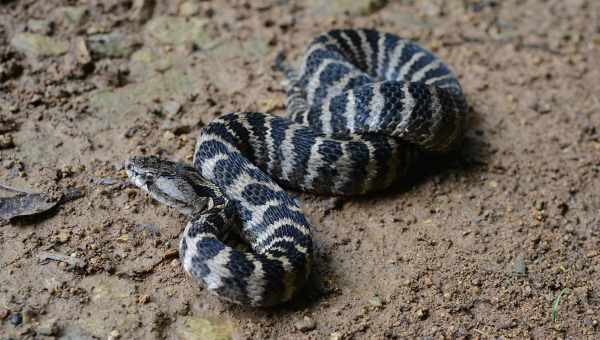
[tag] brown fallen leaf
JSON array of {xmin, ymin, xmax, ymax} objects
[
  {"xmin": 0, "ymin": 191, "xmax": 57, "ymax": 221},
  {"xmin": 0, "ymin": 183, "xmax": 84, "ymax": 222}
]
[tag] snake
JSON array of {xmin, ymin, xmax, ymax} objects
[{"xmin": 126, "ymin": 29, "xmax": 468, "ymax": 307}]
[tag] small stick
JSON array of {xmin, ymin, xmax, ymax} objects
[{"xmin": 38, "ymin": 251, "xmax": 87, "ymax": 269}]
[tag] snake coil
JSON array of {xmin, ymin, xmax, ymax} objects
[{"xmin": 126, "ymin": 29, "xmax": 467, "ymax": 306}]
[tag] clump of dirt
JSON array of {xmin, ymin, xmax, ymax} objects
[{"xmin": 1, "ymin": 0, "xmax": 599, "ymax": 339}]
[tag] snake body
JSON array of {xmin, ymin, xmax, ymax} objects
[{"xmin": 126, "ymin": 29, "xmax": 467, "ymax": 306}]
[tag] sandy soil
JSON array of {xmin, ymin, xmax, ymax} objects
[{"xmin": 1, "ymin": 0, "xmax": 599, "ymax": 339}]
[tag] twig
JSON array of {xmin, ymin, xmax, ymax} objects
[{"xmin": 38, "ymin": 251, "xmax": 87, "ymax": 269}]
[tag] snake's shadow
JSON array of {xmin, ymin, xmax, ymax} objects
[{"xmin": 350, "ymin": 105, "xmax": 490, "ymax": 203}]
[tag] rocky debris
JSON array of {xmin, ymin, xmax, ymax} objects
[
  {"xmin": 129, "ymin": 47, "xmax": 177, "ymax": 76},
  {"xmin": 179, "ymin": 1, "xmax": 201, "ymax": 17},
  {"xmin": 108, "ymin": 329, "xmax": 121, "ymax": 340},
  {"xmin": 513, "ymin": 255, "xmax": 527, "ymax": 275},
  {"xmin": 162, "ymin": 100, "xmax": 182, "ymax": 116},
  {"xmin": 89, "ymin": 66, "xmax": 201, "ymax": 122},
  {"xmin": 323, "ymin": 197, "xmax": 345, "ymax": 216},
  {"xmin": 0, "ymin": 56, "xmax": 23, "ymax": 81},
  {"xmin": 36, "ymin": 318, "xmax": 59, "ymax": 336},
  {"xmin": 60, "ymin": 187, "xmax": 85, "ymax": 204},
  {"xmin": 306, "ymin": 0, "xmax": 388, "ymax": 16},
  {"xmin": 137, "ymin": 294, "xmax": 151, "ymax": 304},
  {"xmin": 73, "ymin": 37, "xmax": 92, "ymax": 65},
  {"xmin": 62, "ymin": 37, "xmax": 94, "ymax": 78},
  {"xmin": 38, "ymin": 251, "xmax": 87, "ymax": 270},
  {"xmin": 130, "ymin": 0, "xmax": 156, "ymax": 23},
  {"xmin": 27, "ymin": 19, "xmax": 53, "ymax": 35},
  {"xmin": 415, "ymin": 308, "xmax": 429, "ymax": 320},
  {"xmin": 174, "ymin": 317, "xmax": 236, "ymax": 340},
  {"xmin": 330, "ymin": 332, "xmax": 342, "ymax": 340},
  {"xmin": 55, "ymin": 6, "xmax": 89, "ymax": 27},
  {"xmin": 59, "ymin": 325, "xmax": 96, "ymax": 340},
  {"xmin": 87, "ymin": 32, "xmax": 135, "ymax": 58},
  {"xmin": 0, "ymin": 134, "xmax": 15, "ymax": 149},
  {"xmin": 9, "ymin": 312, "xmax": 23, "ymax": 326},
  {"xmin": 10, "ymin": 33, "xmax": 69, "ymax": 57},
  {"xmin": 295, "ymin": 316, "xmax": 317, "ymax": 332},
  {"xmin": 0, "ymin": 118, "xmax": 19, "ymax": 134},
  {"xmin": 144, "ymin": 16, "xmax": 210, "ymax": 47},
  {"xmin": 160, "ymin": 120, "xmax": 192, "ymax": 135},
  {"xmin": 369, "ymin": 295, "xmax": 384, "ymax": 308}
]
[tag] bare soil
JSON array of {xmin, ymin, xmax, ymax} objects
[{"xmin": 1, "ymin": 0, "xmax": 599, "ymax": 339}]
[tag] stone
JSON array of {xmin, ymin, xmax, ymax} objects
[
  {"xmin": 174, "ymin": 317, "xmax": 235, "ymax": 340},
  {"xmin": 27, "ymin": 19, "xmax": 53, "ymax": 34},
  {"xmin": 57, "ymin": 230, "xmax": 71, "ymax": 243},
  {"xmin": 37, "ymin": 318, "xmax": 58, "ymax": 335},
  {"xmin": 295, "ymin": 316, "xmax": 316, "ymax": 332},
  {"xmin": 513, "ymin": 255, "xmax": 527, "ymax": 275},
  {"xmin": 369, "ymin": 295, "xmax": 384, "ymax": 307},
  {"xmin": 330, "ymin": 332, "xmax": 342, "ymax": 340},
  {"xmin": 162, "ymin": 100, "xmax": 182, "ymax": 116},
  {"xmin": 108, "ymin": 329, "xmax": 121, "ymax": 340},
  {"xmin": 306, "ymin": 0, "xmax": 388, "ymax": 16},
  {"xmin": 0, "ymin": 134, "xmax": 15, "ymax": 149},
  {"xmin": 416, "ymin": 308, "xmax": 428, "ymax": 320},
  {"xmin": 57, "ymin": 6, "xmax": 88, "ymax": 26},
  {"xmin": 130, "ymin": 0, "xmax": 156, "ymax": 23},
  {"xmin": 87, "ymin": 32, "xmax": 134, "ymax": 58},
  {"xmin": 9, "ymin": 312, "xmax": 22, "ymax": 325},
  {"xmin": 144, "ymin": 16, "xmax": 210, "ymax": 47},
  {"xmin": 179, "ymin": 1, "xmax": 201, "ymax": 16},
  {"xmin": 10, "ymin": 33, "xmax": 69, "ymax": 57},
  {"xmin": 74, "ymin": 37, "xmax": 92, "ymax": 65},
  {"xmin": 59, "ymin": 325, "xmax": 95, "ymax": 340}
]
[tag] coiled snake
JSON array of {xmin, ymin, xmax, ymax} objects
[{"xmin": 126, "ymin": 29, "xmax": 467, "ymax": 306}]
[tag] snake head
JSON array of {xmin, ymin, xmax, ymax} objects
[{"xmin": 126, "ymin": 155, "xmax": 225, "ymax": 216}]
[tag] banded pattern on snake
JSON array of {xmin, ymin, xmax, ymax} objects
[{"xmin": 126, "ymin": 29, "xmax": 468, "ymax": 306}]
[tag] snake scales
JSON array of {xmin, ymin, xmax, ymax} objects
[{"xmin": 126, "ymin": 29, "xmax": 468, "ymax": 306}]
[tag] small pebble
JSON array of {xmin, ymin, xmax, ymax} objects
[
  {"xmin": 295, "ymin": 316, "xmax": 316, "ymax": 332},
  {"xmin": 369, "ymin": 295, "xmax": 383, "ymax": 307},
  {"xmin": 0, "ymin": 308, "xmax": 9, "ymax": 319},
  {"xmin": 29, "ymin": 95, "xmax": 43, "ymax": 105},
  {"xmin": 513, "ymin": 255, "xmax": 527, "ymax": 275},
  {"xmin": 57, "ymin": 230, "xmax": 71, "ymax": 243},
  {"xmin": 9, "ymin": 312, "xmax": 23, "ymax": 326},
  {"xmin": 96, "ymin": 177, "xmax": 118, "ymax": 185},
  {"xmin": 416, "ymin": 308, "xmax": 428, "ymax": 320},
  {"xmin": 109, "ymin": 329, "xmax": 121, "ymax": 340},
  {"xmin": 330, "ymin": 331, "xmax": 342, "ymax": 340},
  {"xmin": 179, "ymin": 1, "xmax": 200, "ymax": 16},
  {"xmin": 37, "ymin": 318, "xmax": 58, "ymax": 335},
  {"xmin": 162, "ymin": 100, "xmax": 181, "ymax": 116},
  {"xmin": 130, "ymin": 0, "xmax": 156, "ymax": 23},
  {"xmin": 0, "ymin": 134, "xmax": 15, "ymax": 149},
  {"xmin": 138, "ymin": 294, "xmax": 151, "ymax": 304},
  {"xmin": 587, "ymin": 250, "xmax": 599, "ymax": 258}
]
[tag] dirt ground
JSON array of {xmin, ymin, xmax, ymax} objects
[{"xmin": 1, "ymin": 0, "xmax": 599, "ymax": 339}]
